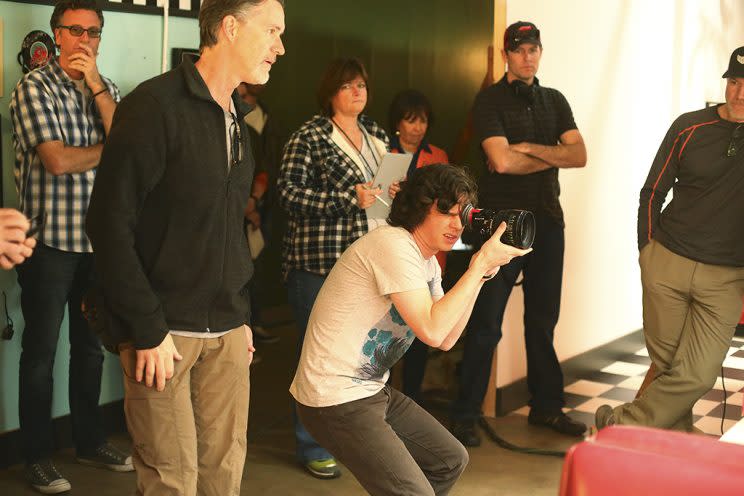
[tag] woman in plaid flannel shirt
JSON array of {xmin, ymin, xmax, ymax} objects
[{"xmin": 277, "ymin": 57, "xmax": 389, "ymax": 479}]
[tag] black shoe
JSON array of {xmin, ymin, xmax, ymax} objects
[
  {"xmin": 252, "ymin": 325, "xmax": 280, "ymax": 344},
  {"xmin": 451, "ymin": 421, "xmax": 481, "ymax": 447},
  {"xmin": 594, "ymin": 404, "xmax": 616, "ymax": 430},
  {"xmin": 528, "ymin": 411, "xmax": 587, "ymax": 437},
  {"xmin": 76, "ymin": 442, "xmax": 134, "ymax": 472},
  {"xmin": 26, "ymin": 460, "xmax": 71, "ymax": 494}
]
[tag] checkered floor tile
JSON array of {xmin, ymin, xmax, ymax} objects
[{"xmin": 509, "ymin": 336, "xmax": 744, "ymax": 437}]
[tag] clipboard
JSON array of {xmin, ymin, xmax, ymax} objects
[{"xmin": 366, "ymin": 153, "xmax": 411, "ymax": 220}]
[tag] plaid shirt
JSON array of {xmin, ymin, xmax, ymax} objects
[
  {"xmin": 278, "ymin": 114, "xmax": 389, "ymax": 278},
  {"xmin": 10, "ymin": 58, "xmax": 120, "ymax": 253}
]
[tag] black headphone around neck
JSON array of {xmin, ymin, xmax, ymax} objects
[{"xmin": 510, "ymin": 79, "xmax": 536, "ymax": 105}]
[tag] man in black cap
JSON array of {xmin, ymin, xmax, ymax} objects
[
  {"xmin": 596, "ymin": 46, "xmax": 744, "ymax": 431},
  {"xmin": 450, "ymin": 21, "xmax": 587, "ymax": 445}
]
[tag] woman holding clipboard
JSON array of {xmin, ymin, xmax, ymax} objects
[{"xmin": 277, "ymin": 57, "xmax": 389, "ymax": 480}]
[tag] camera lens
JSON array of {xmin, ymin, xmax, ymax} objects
[
  {"xmin": 461, "ymin": 205, "xmax": 535, "ymax": 249},
  {"xmin": 493, "ymin": 209, "xmax": 535, "ymax": 249}
]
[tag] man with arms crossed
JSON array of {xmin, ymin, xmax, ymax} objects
[
  {"xmin": 450, "ymin": 21, "xmax": 588, "ymax": 445},
  {"xmin": 596, "ymin": 47, "xmax": 744, "ymax": 431},
  {"xmin": 86, "ymin": 1, "xmax": 285, "ymax": 494},
  {"xmin": 292, "ymin": 164, "xmax": 531, "ymax": 495},
  {"xmin": 10, "ymin": 1, "xmax": 126, "ymax": 493}
]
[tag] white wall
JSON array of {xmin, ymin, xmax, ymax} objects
[{"xmin": 496, "ymin": 0, "xmax": 744, "ymax": 387}]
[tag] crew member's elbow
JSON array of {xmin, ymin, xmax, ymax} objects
[
  {"xmin": 42, "ymin": 158, "xmax": 66, "ymax": 176},
  {"xmin": 438, "ymin": 340, "xmax": 454, "ymax": 351},
  {"xmin": 416, "ymin": 329, "xmax": 443, "ymax": 348},
  {"xmin": 492, "ymin": 158, "xmax": 511, "ymax": 174},
  {"xmin": 577, "ymin": 151, "xmax": 588, "ymax": 167},
  {"xmin": 573, "ymin": 147, "xmax": 588, "ymax": 168}
]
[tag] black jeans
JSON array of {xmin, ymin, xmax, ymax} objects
[
  {"xmin": 452, "ymin": 213, "xmax": 565, "ymax": 421},
  {"xmin": 298, "ymin": 386, "xmax": 468, "ymax": 496},
  {"xmin": 16, "ymin": 244, "xmax": 105, "ymax": 463}
]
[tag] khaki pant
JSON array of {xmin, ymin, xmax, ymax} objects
[
  {"xmin": 614, "ymin": 240, "xmax": 744, "ymax": 430},
  {"xmin": 119, "ymin": 327, "xmax": 250, "ymax": 496}
]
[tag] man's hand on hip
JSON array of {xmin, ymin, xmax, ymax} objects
[
  {"xmin": 245, "ymin": 325, "xmax": 256, "ymax": 366},
  {"xmin": 135, "ymin": 333, "xmax": 183, "ymax": 392}
]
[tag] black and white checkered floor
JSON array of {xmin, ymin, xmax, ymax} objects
[{"xmin": 509, "ymin": 335, "xmax": 744, "ymax": 436}]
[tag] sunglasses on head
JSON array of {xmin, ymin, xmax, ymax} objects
[{"xmin": 728, "ymin": 124, "xmax": 742, "ymax": 158}]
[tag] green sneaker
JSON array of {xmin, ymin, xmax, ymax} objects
[{"xmin": 305, "ymin": 458, "xmax": 341, "ymax": 479}]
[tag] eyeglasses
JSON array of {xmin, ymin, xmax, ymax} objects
[
  {"xmin": 57, "ymin": 25, "xmax": 102, "ymax": 38},
  {"xmin": 229, "ymin": 115, "xmax": 243, "ymax": 169},
  {"xmin": 728, "ymin": 124, "xmax": 742, "ymax": 157}
]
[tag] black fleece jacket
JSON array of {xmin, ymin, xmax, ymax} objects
[{"xmin": 86, "ymin": 56, "xmax": 255, "ymax": 349}]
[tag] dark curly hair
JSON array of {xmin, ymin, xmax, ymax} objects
[
  {"xmin": 50, "ymin": 0, "xmax": 104, "ymax": 32},
  {"xmin": 388, "ymin": 163, "xmax": 477, "ymax": 232}
]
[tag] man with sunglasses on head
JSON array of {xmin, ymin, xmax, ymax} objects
[
  {"xmin": 9, "ymin": 1, "xmax": 125, "ymax": 493},
  {"xmin": 86, "ymin": 1, "xmax": 285, "ymax": 494},
  {"xmin": 450, "ymin": 21, "xmax": 587, "ymax": 446},
  {"xmin": 595, "ymin": 46, "xmax": 744, "ymax": 432}
]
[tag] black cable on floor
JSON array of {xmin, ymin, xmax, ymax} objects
[
  {"xmin": 720, "ymin": 366, "xmax": 727, "ymax": 436},
  {"xmin": 478, "ymin": 417, "xmax": 567, "ymax": 458}
]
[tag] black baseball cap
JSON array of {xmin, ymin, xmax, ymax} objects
[
  {"xmin": 722, "ymin": 46, "xmax": 744, "ymax": 78},
  {"xmin": 503, "ymin": 21, "xmax": 541, "ymax": 52}
]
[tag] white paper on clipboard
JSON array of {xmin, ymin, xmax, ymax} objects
[{"xmin": 366, "ymin": 153, "xmax": 411, "ymax": 220}]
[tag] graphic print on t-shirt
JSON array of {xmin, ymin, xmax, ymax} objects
[{"xmin": 356, "ymin": 304, "xmax": 415, "ymax": 381}]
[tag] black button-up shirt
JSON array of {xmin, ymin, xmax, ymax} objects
[{"xmin": 473, "ymin": 74, "xmax": 578, "ymax": 226}]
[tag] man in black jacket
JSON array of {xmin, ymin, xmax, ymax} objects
[{"xmin": 86, "ymin": 1, "xmax": 285, "ymax": 494}]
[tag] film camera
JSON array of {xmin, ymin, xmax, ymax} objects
[{"xmin": 460, "ymin": 204, "xmax": 535, "ymax": 249}]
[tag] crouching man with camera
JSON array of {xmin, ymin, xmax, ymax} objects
[{"xmin": 290, "ymin": 164, "xmax": 530, "ymax": 495}]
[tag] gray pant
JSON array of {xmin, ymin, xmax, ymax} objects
[
  {"xmin": 614, "ymin": 240, "xmax": 744, "ymax": 430},
  {"xmin": 297, "ymin": 386, "xmax": 468, "ymax": 495}
]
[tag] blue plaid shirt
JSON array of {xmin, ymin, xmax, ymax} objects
[{"xmin": 10, "ymin": 58, "xmax": 120, "ymax": 253}]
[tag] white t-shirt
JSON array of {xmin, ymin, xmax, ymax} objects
[{"xmin": 290, "ymin": 225, "xmax": 443, "ymax": 407}]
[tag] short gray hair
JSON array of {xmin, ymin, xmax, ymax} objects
[{"xmin": 198, "ymin": 0, "xmax": 285, "ymax": 50}]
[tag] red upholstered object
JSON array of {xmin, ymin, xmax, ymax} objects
[
  {"xmin": 739, "ymin": 299, "xmax": 743, "ymax": 325},
  {"xmin": 559, "ymin": 425, "xmax": 744, "ymax": 496}
]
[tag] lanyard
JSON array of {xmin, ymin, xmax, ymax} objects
[{"xmin": 332, "ymin": 118, "xmax": 380, "ymax": 180}]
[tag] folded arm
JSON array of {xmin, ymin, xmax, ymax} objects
[
  {"xmin": 483, "ymin": 136, "xmax": 552, "ymax": 175},
  {"xmin": 510, "ymin": 129, "xmax": 587, "ymax": 169},
  {"xmin": 484, "ymin": 129, "xmax": 586, "ymax": 175},
  {"xmin": 36, "ymin": 141, "xmax": 103, "ymax": 175}
]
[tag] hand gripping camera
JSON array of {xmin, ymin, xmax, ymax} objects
[{"xmin": 460, "ymin": 204, "xmax": 536, "ymax": 249}]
